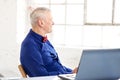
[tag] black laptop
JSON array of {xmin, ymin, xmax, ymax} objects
[{"xmin": 58, "ymin": 48, "xmax": 120, "ymax": 80}]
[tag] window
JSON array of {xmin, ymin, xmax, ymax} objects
[
  {"xmin": 27, "ymin": 0, "xmax": 84, "ymax": 47},
  {"xmin": 84, "ymin": 0, "xmax": 120, "ymax": 25},
  {"xmin": 17, "ymin": 0, "xmax": 120, "ymax": 48}
]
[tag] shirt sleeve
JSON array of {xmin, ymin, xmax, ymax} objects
[
  {"xmin": 64, "ymin": 66, "xmax": 73, "ymax": 72},
  {"xmin": 21, "ymin": 42, "xmax": 49, "ymax": 77},
  {"xmin": 21, "ymin": 40, "xmax": 72, "ymax": 77},
  {"xmin": 21, "ymin": 41, "xmax": 64, "ymax": 77}
]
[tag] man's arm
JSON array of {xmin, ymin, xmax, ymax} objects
[{"xmin": 20, "ymin": 42, "xmax": 63, "ymax": 77}]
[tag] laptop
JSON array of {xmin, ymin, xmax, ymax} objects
[{"xmin": 58, "ymin": 48, "xmax": 120, "ymax": 80}]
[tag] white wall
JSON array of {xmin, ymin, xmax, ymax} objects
[
  {"xmin": 0, "ymin": 0, "xmax": 20, "ymax": 77},
  {"xmin": 56, "ymin": 47, "xmax": 82, "ymax": 69}
]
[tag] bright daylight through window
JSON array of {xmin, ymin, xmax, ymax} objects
[{"xmin": 17, "ymin": 0, "xmax": 120, "ymax": 49}]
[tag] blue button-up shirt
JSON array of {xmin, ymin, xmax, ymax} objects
[{"xmin": 20, "ymin": 29, "xmax": 72, "ymax": 77}]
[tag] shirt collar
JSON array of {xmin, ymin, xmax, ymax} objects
[{"xmin": 29, "ymin": 29, "xmax": 48, "ymax": 43}]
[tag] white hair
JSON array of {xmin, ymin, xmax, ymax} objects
[{"xmin": 30, "ymin": 7, "xmax": 51, "ymax": 26}]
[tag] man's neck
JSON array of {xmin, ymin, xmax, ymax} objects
[{"xmin": 32, "ymin": 27, "xmax": 46, "ymax": 37}]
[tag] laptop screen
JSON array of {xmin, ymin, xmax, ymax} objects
[{"xmin": 75, "ymin": 49, "xmax": 120, "ymax": 80}]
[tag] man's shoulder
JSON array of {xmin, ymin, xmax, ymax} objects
[
  {"xmin": 22, "ymin": 35, "xmax": 43, "ymax": 48},
  {"xmin": 22, "ymin": 37, "xmax": 37, "ymax": 47}
]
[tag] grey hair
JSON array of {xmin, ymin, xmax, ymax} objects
[{"xmin": 30, "ymin": 7, "xmax": 51, "ymax": 26}]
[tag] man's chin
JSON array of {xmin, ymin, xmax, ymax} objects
[
  {"xmin": 49, "ymin": 30, "xmax": 52, "ymax": 33},
  {"xmin": 48, "ymin": 30, "xmax": 52, "ymax": 33}
]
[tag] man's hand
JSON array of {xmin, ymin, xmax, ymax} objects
[{"xmin": 72, "ymin": 67, "xmax": 78, "ymax": 73}]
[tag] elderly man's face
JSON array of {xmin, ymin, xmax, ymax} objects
[{"xmin": 43, "ymin": 12, "xmax": 54, "ymax": 33}]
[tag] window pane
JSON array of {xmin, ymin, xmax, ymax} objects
[
  {"xmin": 102, "ymin": 26, "xmax": 120, "ymax": 48},
  {"xmin": 30, "ymin": 5, "xmax": 50, "ymax": 9},
  {"xmin": 51, "ymin": 0, "xmax": 65, "ymax": 3},
  {"xmin": 52, "ymin": 25, "xmax": 65, "ymax": 45},
  {"xmin": 65, "ymin": 26, "xmax": 82, "ymax": 46},
  {"xmin": 66, "ymin": 5, "xmax": 84, "ymax": 25},
  {"xmin": 30, "ymin": 0, "xmax": 49, "ymax": 4},
  {"xmin": 114, "ymin": 0, "xmax": 120, "ymax": 24},
  {"xmin": 83, "ymin": 26, "xmax": 102, "ymax": 47},
  {"xmin": 51, "ymin": 5, "xmax": 65, "ymax": 24},
  {"xmin": 85, "ymin": 0, "xmax": 113, "ymax": 23},
  {"xmin": 67, "ymin": 0, "xmax": 84, "ymax": 3}
]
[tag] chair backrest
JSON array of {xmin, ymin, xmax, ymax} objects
[{"xmin": 18, "ymin": 64, "xmax": 27, "ymax": 78}]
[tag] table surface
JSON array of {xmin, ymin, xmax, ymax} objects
[
  {"xmin": 0, "ymin": 76, "xmax": 61, "ymax": 80},
  {"xmin": 1, "ymin": 75, "xmax": 120, "ymax": 80}
]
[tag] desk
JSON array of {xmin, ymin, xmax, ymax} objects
[
  {"xmin": 0, "ymin": 76, "xmax": 61, "ymax": 80},
  {"xmin": 1, "ymin": 76, "xmax": 120, "ymax": 80},
  {"xmin": 22, "ymin": 76, "xmax": 60, "ymax": 80}
]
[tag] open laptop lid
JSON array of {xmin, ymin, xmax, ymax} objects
[{"xmin": 75, "ymin": 48, "xmax": 120, "ymax": 80}]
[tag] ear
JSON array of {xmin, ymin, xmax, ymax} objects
[{"xmin": 38, "ymin": 19, "xmax": 45, "ymax": 27}]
